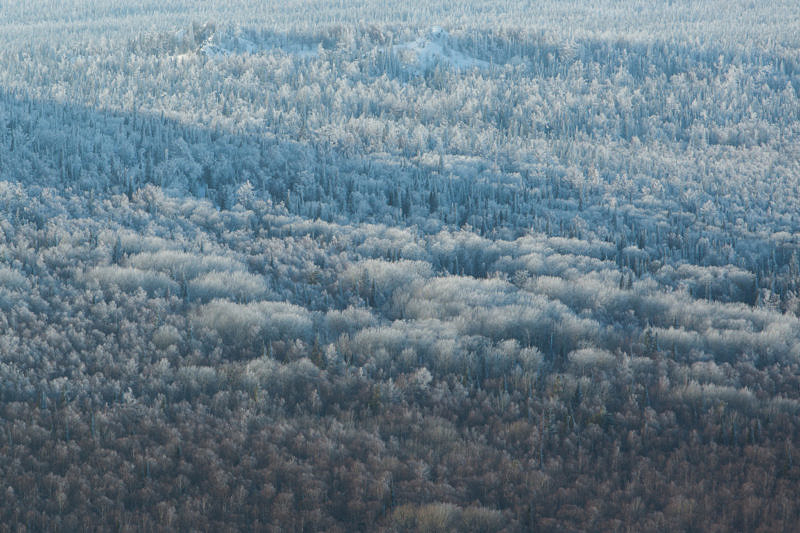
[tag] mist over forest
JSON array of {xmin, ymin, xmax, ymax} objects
[{"xmin": 0, "ymin": 1, "xmax": 799, "ymax": 530}]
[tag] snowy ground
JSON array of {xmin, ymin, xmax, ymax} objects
[{"xmin": 392, "ymin": 27, "xmax": 489, "ymax": 73}]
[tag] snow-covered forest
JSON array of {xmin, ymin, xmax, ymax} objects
[{"xmin": 1, "ymin": 0, "xmax": 799, "ymax": 530}]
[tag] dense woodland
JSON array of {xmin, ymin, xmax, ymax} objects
[{"xmin": 0, "ymin": 0, "xmax": 800, "ymax": 531}]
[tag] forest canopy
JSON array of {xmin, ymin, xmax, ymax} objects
[{"xmin": 0, "ymin": 0, "xmax": 799, "ymax": 530}]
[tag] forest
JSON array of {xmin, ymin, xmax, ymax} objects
[{"xmin": 0, "ymin": 0, "xmax": 799, "ymax": 530}]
